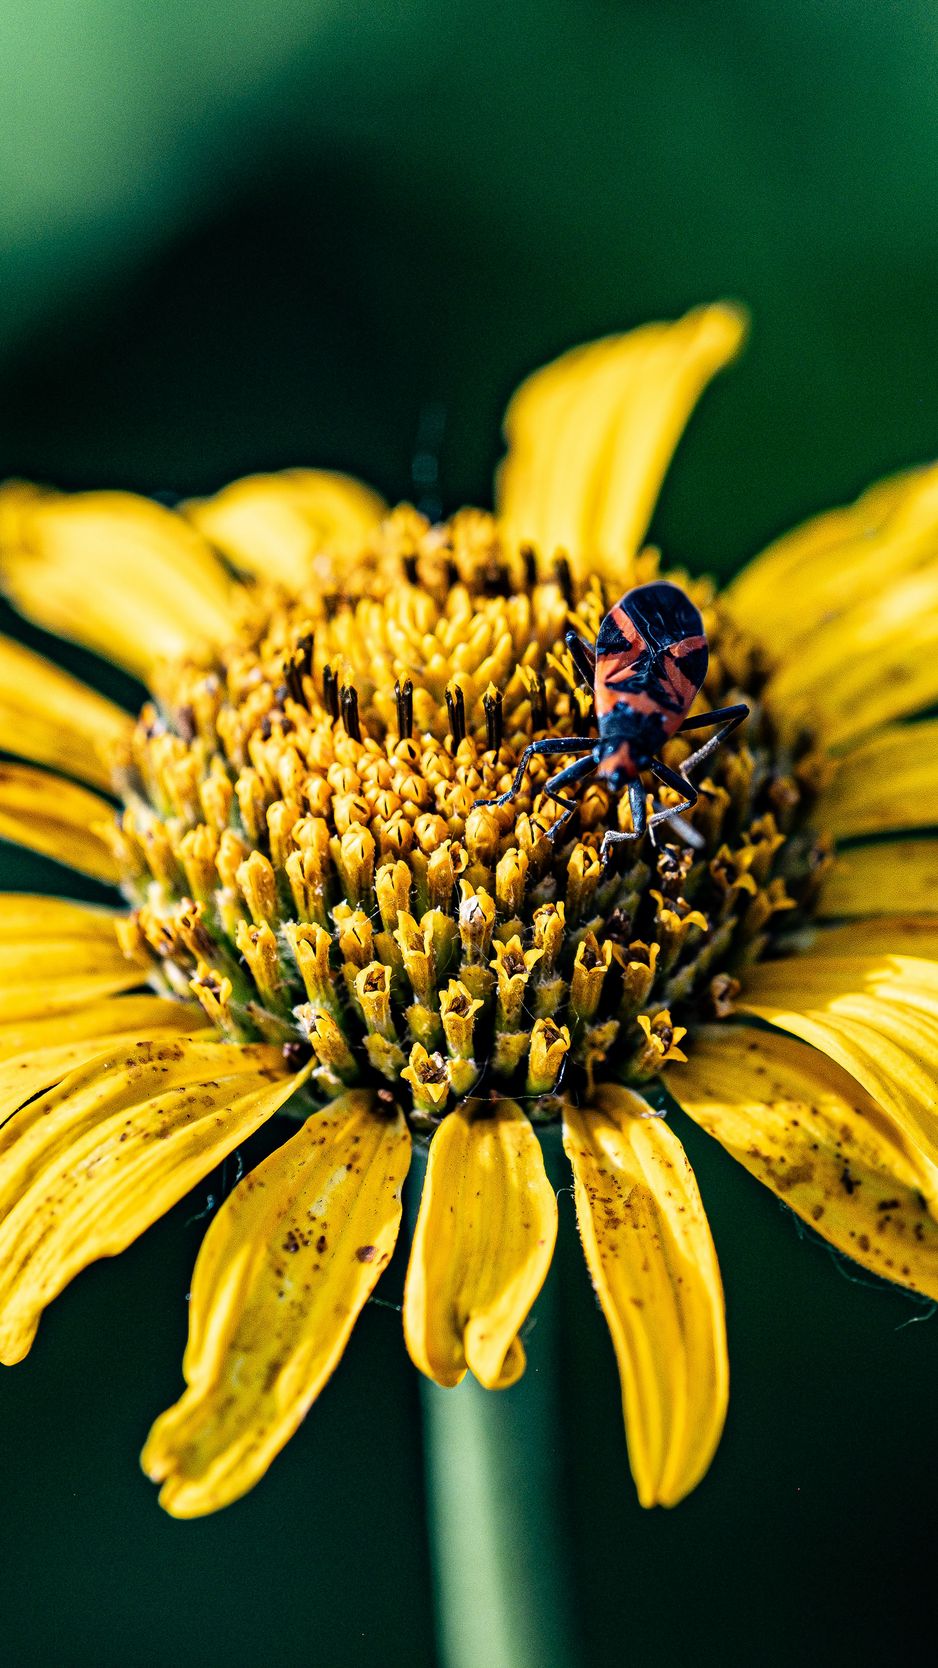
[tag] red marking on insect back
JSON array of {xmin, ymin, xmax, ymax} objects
[{"xmin": 593, "ymin": 581, "xmax": 709, "ymax": 780}]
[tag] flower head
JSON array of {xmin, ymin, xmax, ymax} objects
[{"xmin": 2, "ymin": 303, "xmax": 938, "ymax": 1515}]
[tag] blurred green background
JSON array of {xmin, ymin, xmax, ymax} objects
[{"xmin": 3, "ymin": 2, "xmax": 938, "ymax": 1663}]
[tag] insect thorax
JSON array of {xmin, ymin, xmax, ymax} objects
[{"xmin": 597, "ymin": 702, "xmax": 669, "ymax": 760}]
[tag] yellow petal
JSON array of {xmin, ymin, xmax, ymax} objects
[
  {"xmin": 0, "ymin": 892, "xmax": 123, "ymax": 940},
  {"xmin": 0, "ymin": 1037, "xmax": 297, "ymax": 1363},
  {"xmin": 497, "ymin": 304, "xmax": 746, "ymax": 578},
  {"xmin": 0, "ymin": 634, "xmax": 131, "ymax": 791},
  {"xmin": 818, "ymin": 841, "xmax": 938, "ymax": 918},
  {"xmin": 0, "ymin": 487, "xmax": 240, "ymax": 678},
  {"xmin": 740, "ymin": 957, "xmax": 938, "ymax": 1164},
  {"xmin": 0, "ymin": 480, "xmax": 52, "ymax": 545},
  {"xmin": 817, "ymin": 720, "xmax": 938, "ymax": 838},
  {"xmin": 728, "ymin": 463, "xmax": 938, "ymax": 655},
  {"xmin": 563, "ymin": 1084, "xmax": 727, "ymax": 1507},
  {"xmin": 182, "ymin": 469, "xmax": 385, "ymax": 590},
  {"xmin": 0, "ymin": 761, "xmax": 121, "ymax": 882},
  {"xmin": 764, "ymin": 563, "xmax": 938, "ymax": 746},
  {"xmin": 0, "ymin": 896, "xmax": 145, "ymax": 1020},
  {"xmin": 142, "ymin": 1091, "xmax": 410, "ymax": 1517},
  {"xmin": 403, "ymin": 1099, "xmax": 557, "ymax": 1390},
  {"xmin": 806, "ymin": 918, "xmax": 938, "ymax": 960},
  {"xmin": 669, "ymin": 1027, "xmax": 938, "ymax": 1297},
  {"xmin": 0, "ymin": 996, "xmax": 208, "ymax": 1121},
  {"xmin": 746, "ymin": 950, "xmax": 938, "ymax": 1012},
  {"xmin": 0, "ymin": 991, "xmax": 205, "ymax": 1062}
]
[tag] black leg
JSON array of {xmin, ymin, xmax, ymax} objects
[
  {"xmin": 541, "ymin": 753, "xmax": 599, "ymax": 841},
  {"xmin": 645, "ymin": 758, "xmax": 704, "ymax": 847},
  {"xmin": 601, "ymin": 764, "xmax": 706, "ymax": 860},
  {"xmin": 677, "ymin": 701, "xmax": 749, "ymax": 734},
  {"xmin": 564, "ymin": 630, "xmax": 596, "ymax": 691},
  {"xmin": 677, "ymin": 702, "xmax": 749, "ymax": 774},
  {"xmin": 598, "ymin": 705, "xmax": 748, "ymax": 862},
  {"xmin": 473, "ymin": 735, "xmax": 597, "ymax": 810},
  {"xmin": 649, "ymin": 758, "xmax": 698, "ymax": 820}
]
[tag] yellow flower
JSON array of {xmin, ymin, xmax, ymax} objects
[{"xmin": 1, "ymin": 302, "xmax": 937, "ymax": 1517}]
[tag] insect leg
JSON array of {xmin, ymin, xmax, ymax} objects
[
  {"xmin": 644, "ymin": 758, "xmax": 708, "ymax": 849},
  {"xmin": 676, "ymin": 702, "xmax": 749, "ymax": 774},
  {"xmin": 472, "ymin": 736, "xmax": 596, "ymax": 810},
  {"xmin": 541, "ymin": 752, "xmax": 600, "ymax": 842},
  {"xmin": 599, "ymin": 778, "xmax": 647, "ymax": 860},
  {"xmin": 564, "ymin": 630, "xmax": 596, "ymax": 690},
  {"xmin": 648, "ymin": 757, "xmax": 698, "ymax": 827},
  {"xmin": 677, "ymin": 701, "xmax": 749, "ymax": 734},
  {"xmin": 650, "ymin": 758, "xmax": 698, "ymax": 814},
  {"xmin": 600, "ymin": 764, "xmax": 705, "ymax": 861}
]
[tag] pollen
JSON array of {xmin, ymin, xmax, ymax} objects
[{"xmin": 112, "ymin": 506, "xmax": 831, "ymax": 1124}]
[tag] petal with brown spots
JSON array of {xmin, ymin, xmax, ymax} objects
[
  {"xmin": 0, "ymin": 1038, "xmax": 297, "ymax": 1364},
  {"xmin": 669, "ymin": 1027, "xmax": 938, "ymax": 1298},
  {"xmin": 142, "ymin": 1091, "xmax": 410, "ymax": 1517}
]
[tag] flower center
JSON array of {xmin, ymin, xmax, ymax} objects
[{"xmin": 114, "ymin": 507, "xmax": 832, "ymax": 1124}]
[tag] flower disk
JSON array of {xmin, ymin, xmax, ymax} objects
[{"xmin": 115, "ymin": 505, "xmax": 829, "ymax": 1127}]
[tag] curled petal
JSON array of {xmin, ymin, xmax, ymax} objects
[
  {"xmin": 764, "ymin": 559, "xmax": 938, "ymax": 746},
  {"xmin": 747, "ymin": 951, "xmax": 938, "ymax": 1019},
  {"xmin": 563, "ymin": 1084, "xmax": 728, "ymax": 1507},
  {"xmin": 143, "ymin": 1092, "xmax": 410, "ymax": 1517},
  {"xmin": 669, "ymin": 1027, "xmax": 938, "ymax": 1297},
  {"xmin": 404, "ymin": 1099, "xmax": 557, "ymax": 1389},
  {"xmin": 0, "ymin": 994, "xmax": 209, "ymax": 1120},
  {"xmin": 805, "ymin": 918, "xmax": 938, "ymax": 962},
  {"xmin": 0, "ymin": 991, "xmax": 203, "ymax": 1063},
  {"xmin": 498, "ymin": 303, "xmax": 745, "ymax": 577},
  {"xmin": 0, "ymin": 893, "xmax": 125, "ymax": 941},
  {"xmin": 0, "ymin": 1038, "xmax": 298, "ymax": 1363}
]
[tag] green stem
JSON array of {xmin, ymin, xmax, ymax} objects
[{"xmin": 415, "ymin": 1139, "xmax": 582, "ymax": 1668}]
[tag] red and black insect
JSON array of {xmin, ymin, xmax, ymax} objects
[{"xmin": 474, "ymin": 580, "xmax": 749, "ymax": 858}]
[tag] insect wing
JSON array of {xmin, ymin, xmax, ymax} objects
[{"xmin": 595, "ymin": 581, "xmax": 708, "ymax": 724}]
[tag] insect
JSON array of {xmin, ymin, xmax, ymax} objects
[{"xmin": 473, "ymin": 579, "xmax": 749, "ymax": 859}]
